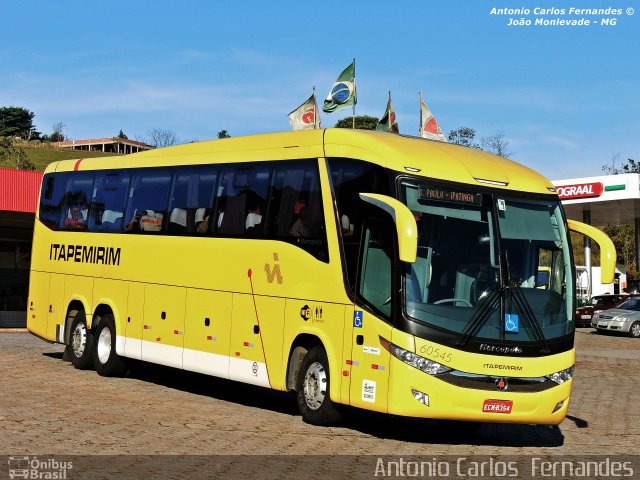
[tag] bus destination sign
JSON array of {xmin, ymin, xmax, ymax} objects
[{"xmin": 420, "ymin": 187, "xmax": 482, "ymax": 205}]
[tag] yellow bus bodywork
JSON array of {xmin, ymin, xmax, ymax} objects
[{"xmin": 28, "ymin": 130, "xmax": 594, "ymax": 424}]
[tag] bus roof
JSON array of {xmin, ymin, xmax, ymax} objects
[{"xmin": 47, "ymin": 129, "xmax": 555, "ymax": 195}]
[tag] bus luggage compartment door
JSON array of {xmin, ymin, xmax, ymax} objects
[{"xmin": 27, "ymin": 271, "xmax": 51, "ymax": 339}]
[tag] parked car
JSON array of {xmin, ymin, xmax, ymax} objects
[
  {"xmin": 591, "ymin": 297, "xmax": 640, "ymax": 338},
  {"xmin": 575, "ymin": 294, "xmax": 628, "ymax": 327}
]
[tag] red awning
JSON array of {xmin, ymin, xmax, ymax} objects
[{"xmin": 0, "ymin": 168, "xmax": 43, "ymax": 213}]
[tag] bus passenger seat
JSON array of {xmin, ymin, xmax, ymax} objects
[{"xmin": 169, "ymin": 208, "xmax": 187, "ymax": 233}]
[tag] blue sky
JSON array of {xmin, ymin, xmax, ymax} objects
[{"xmin": 1, "ymin": 0, "xmax": 637, "ymax": 180}]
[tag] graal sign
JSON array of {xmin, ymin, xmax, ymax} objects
[{"xmin": 556, "ymin": 182, "xmax": 604, "ymax": 200}]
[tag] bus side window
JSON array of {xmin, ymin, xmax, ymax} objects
[
  {"xmin": 328, "ymin": 158, "xmax": 391, "ymax": 291},
  {"xmin": 168, "ymin": 166, "xmax": 218, "ymax": 235},
  {"xmin": 358, "ymin": 219, "xmax": 394, "ymax": 319},
  {"xmin": 39, "ymin": 173, "xmax": 69, "ymax": 230},
  {"xmin": 59, "ymin": 173, "xmax": 94, "ymax": 231},
  {"xmin": 215, "ymin": 165, "xmax": 269, "ymax": 236},
  {"xmin": 124, "ymin": 170, "xmax": 172, "ymax": 234},
  {"xmin": 89, "ymin": 172, "xmax": 129, "ymax": 232},
  {"xmin": 263, "ymin": 160, "xmax": 328, "ymax": 261}
]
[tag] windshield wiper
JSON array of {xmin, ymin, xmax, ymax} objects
[
  {"xmin": 507, "ymin": 282, "xmax": 551, "ymax": 354},
  {"xmin": 456, "ymin": 287, "xmax": 502, "ymax": 347}
]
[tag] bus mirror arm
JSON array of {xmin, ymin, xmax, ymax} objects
[
  {"xmin": 359, "ymin": 193, "xmax": 418, "ymax": 263},
  {"xmin": 567, "ymin": 219, "xmax": 617, "ymax": 284}
]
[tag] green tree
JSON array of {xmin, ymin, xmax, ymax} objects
[
  {"xmin": 117, "ymin": 129, "xmax": 128, "ymax": 139},
  {"xmin": 335, "ymin": 115, "xmax": 379, "ymax": 130},
  {"xmin": 0, "ymin": 107, "xmax": 40, "ymax": 140},
  {"xmin": 447, "ymin": 127, "xmax": 480, "ymax": 149},
  {"xmin": 0, "ymin": 136, "xmax": 36, "ymax": 170},
  {"xmin": 217, "ymin": 130, "xmax": 231, "ymax": 139},
  {"xmin": 602, "ymin": 154, "xmax": 639, "ymax": 174},
  {"xmin": 50, "ymin": 122, "xmax": 66, "ymax": 142}
]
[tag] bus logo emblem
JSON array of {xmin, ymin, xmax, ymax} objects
[{"xmin": 264, "ymin": 253, "xmax": 283, "ymax": 284}]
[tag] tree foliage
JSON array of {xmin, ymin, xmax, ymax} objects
[
  {"xmin": 335, "ymin": 115, "xmax": 379, "ymax": 130},
  {"xmin": 599, "ymin": 155, "xmax": 639, "ymax": 278},
  {"xmin": 117, "ymin": 129, "xmax": 128, "ymax": 139},
  {"xmin": 145, "ymin": 128, "xmax": 177, "ymax": 148},
  {"xmin": 602, "ymin": 154, "xmax": 639, "ymax": 175},
  {"xmin": 447, "ymin": 127, "xmax": 480, "ymax": 149},
  {"xmin": 0, "ymin": 136, "xmax": 36, "ymax": 170},
  {"xmin": 0, "ymin": 107, "xmax": 40, "ymax": 140},
  {"xmin": 481, "ymin": 131, "xmax": 512, "ymax": 158},
  {"xmin": 217, "ymin": 130, "xmax": 231, "ymax": 139}
]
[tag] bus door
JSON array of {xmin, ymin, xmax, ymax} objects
[{"xmin": 348, "ymin": 219, "xmax": 393, "ymax": 412}]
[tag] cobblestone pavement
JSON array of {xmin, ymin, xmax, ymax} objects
[{"xmin": 0, "ymin": 329, "xmax": 638, "ymax": 459}]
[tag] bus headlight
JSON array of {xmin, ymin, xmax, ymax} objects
[
  {"xmin": 379, "ymin": 336, "xmax": 452, "ymax": 375},
  {"xmin": 546, "ymin": 365, "xmax": 575, "ymax": 385}
]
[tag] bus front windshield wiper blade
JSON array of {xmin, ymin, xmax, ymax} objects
[
  {"xmin": 508, "ymin": 283, "xmax": 551, "ymax": 354},
  {"xmin": 455, "ymin": 287, "xmax": 502, "ymax": 347}
]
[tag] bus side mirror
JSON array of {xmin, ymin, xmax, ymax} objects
[
  {"xmin": 359, "ymin": 193, "xmax": 418, "ymax": 263},
  {"xmin": 567, "ymin": 219, "xmax": 617, "ymax": 284}
]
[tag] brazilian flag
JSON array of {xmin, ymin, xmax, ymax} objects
[{"xmin": 323, "ymin": 60, "xmax": 357, "ymax": 113}]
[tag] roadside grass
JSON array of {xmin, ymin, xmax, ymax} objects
[{"xmin": 20, "ymin": 146, "xmax": 118, "ymax": 172}]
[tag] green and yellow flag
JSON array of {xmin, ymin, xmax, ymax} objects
[{"xmin": 322, "ymin": 60, "xmax": 357, "ymax": 113}]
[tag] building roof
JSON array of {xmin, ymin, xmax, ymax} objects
[
  {"xmin": 552, "ymin": 173, "xmax": 640, "ymax": 224},
  {"xmin": 54, "ymin": 137, "xmax": 152, "ymax": 148},
  {"xmin": 0, "ymin": 168, "xmax": 43, "ymax": 213}
]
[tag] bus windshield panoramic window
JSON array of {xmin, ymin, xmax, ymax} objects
[{"xmin": 401, "ymin": 180, "xmax": 573, "ymax": 343}]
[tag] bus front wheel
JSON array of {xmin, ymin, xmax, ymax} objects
[
  {"xmin": 296, "ymin": 346, "xmax": 341, "ymax": 426},
  {"xmin": 68, "ymin": 311, "xmax": 93, "ymax": 370},
  {"xmin": 93, "ymin": 314, "xmax": 128, "ymax": 377}
]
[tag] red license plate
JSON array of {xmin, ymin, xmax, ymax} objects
[{"xmin": 482, "ymin": 399, "xmax": 513, "ymax": 414}]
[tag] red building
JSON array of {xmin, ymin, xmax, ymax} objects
[{"xmin": 0, "ymin": 168, "xmax": 43, "ymax": 326}]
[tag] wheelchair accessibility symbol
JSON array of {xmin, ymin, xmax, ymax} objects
[
  {"xmin": 505, "ymin": 313, "xmax": 519, "ymax": 334},
  {"xmin": 353, "ymin": 311, "xmax": 363, "ymax": 328}
]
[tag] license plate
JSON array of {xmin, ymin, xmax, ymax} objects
[
  {"xmin": 598, "ymin": 322, "xmax": 608, "ymax": 328},
  {"xmin": 581, "ymin": 315, "xmax": 591, "ymax": 320},
  {"xmin": 482, "ymin": 399, "xmax": 513, "ymax": 414}
]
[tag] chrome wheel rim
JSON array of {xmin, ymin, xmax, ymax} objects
[
  {"xmin": 632, "ymin": 323, "xmax": 640, "ymax": 337},
  {"xmin": 71, "ymin": 323, "xmax": 87, "ymax": 358},
  {"xmin": 303, "ymin": 361, "xmax": 327, "ymax": 411},
  {"xmin": 97, "ymin": 327, "xmax": 112, "ymax": 364}
]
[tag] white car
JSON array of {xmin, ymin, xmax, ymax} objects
[{"xmin": 592, "ymin": 297, "xmax": 640, "ymax": 338}]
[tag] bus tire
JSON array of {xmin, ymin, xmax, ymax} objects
[
  {"xmin": 68, "ymin": 311, "xmax": 94, "ymax": 370},
  {"xmin": 296, "ymin": 345, "xmax": 341, "ymax": 426},
  {"xmin": 93, "ymin": 314, "xmax": 128, "ymax": 377}
]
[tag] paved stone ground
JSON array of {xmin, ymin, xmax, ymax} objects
[{"xmin": 0, "ymin": 329, "xmax": 638, "ymax": 478}]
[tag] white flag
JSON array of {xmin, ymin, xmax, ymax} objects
[
  {"xmin": 289, "ymin": 92, "xmax": 320, "ymax": 130},
  {"xmin": 419, "ymin": 93, "xmax": 447, "ymax": 142}
]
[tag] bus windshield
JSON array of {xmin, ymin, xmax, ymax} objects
[{"xmin": 401, "ymin": 181, "xmax": 573, "ymax": 343}]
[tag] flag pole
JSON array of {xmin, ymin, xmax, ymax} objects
[
  {"xmin": 313, "ymin": 86, "xmax": 317, "ymax": 129},
  {"xmin": 418, "ymin": 91, "xmax": 423, "ymax": 136},
  {"xmin": 352, "ymin": 58, "xmax": 356, "ymax": 129}
]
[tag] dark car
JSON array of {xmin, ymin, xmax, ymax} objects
[{"xmin": 575, "ymin": 294, "xmax": 629, "ymax": 327}]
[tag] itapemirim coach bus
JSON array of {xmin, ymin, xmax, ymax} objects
[{"xmin": 27, "ymin": 129, "xmax": 615, "ymax": 426}]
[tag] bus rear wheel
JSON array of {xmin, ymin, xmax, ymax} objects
[
  {"xmin": 93, "ymin": 314, "xmax": 128, "ymax": 377},
  {"xmin": 68, "ymin": 311, "xmax": 93, "ymax": 370},
  {"xmin": 296, "ymin": 345, "xmax": 341, "ymax": 426}
]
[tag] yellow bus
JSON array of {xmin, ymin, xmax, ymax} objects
[{"xmin": 27, "ymin": 129, "xmax": 615, "ymax": 426}]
